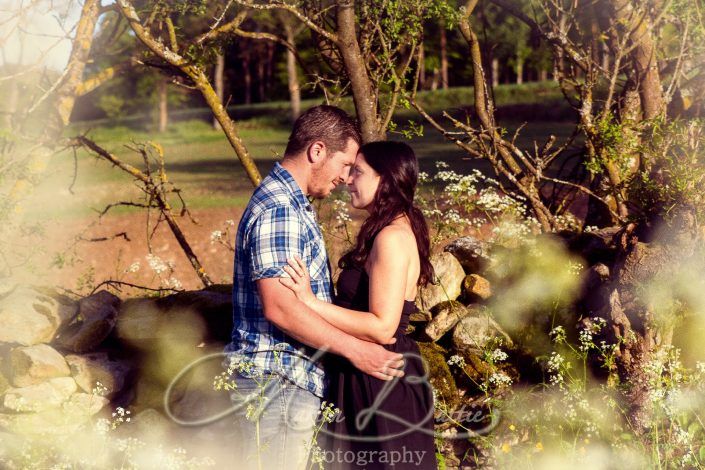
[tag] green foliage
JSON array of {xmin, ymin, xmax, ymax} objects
[
  {"xmin": 629, "ymin": 118, "xmax": 705, "ymax": 221},
  {"xmin": 97, "ymin": 94, "xmax": 126, "ymax": 120}
]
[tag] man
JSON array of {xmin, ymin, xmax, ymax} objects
[{"xmin": 225, "ymin": 105, "xmax": 404, "ymax": 469}]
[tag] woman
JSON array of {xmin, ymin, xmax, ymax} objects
[{"xmin": 279, "ymin": 141, "xmax": 437, "ymax": 469}]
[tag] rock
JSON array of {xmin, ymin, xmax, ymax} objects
[
  {"xmin": 65, "ymin": 353, "xmax": 130, "ymax": 397},
  {"xmin": 409, "ymin": 310, "xmax": 432, "ymax": 322},
  {"xmin": 0, "ymin": 286, "xmax": 77, "ymax": 346},
  {"xmin": 0, "ymin": 371, "xmax": 8, "ymax": 395},
  {"xmin": 452, "ymin": 306, "xmax": 513, "ymax": 353},
  {"xmin": 32, "ymin": 287, "xmax": 80, "ymax": 327},
  {"xmin": 0, "ymin": 281, "xmax": 16, "ymax": 299},
  {"xmin": 424, "ymin": 301, "xmax": 473, "ymax": 342},
  {"xmin": 117, "ymin": 289, "xmax": 231, "ymax": 348},
  {"xmin": 9, "ymin": 344, "xmax": 70, "ymax": 387},
  {"xmin": 462, "ymin": 274, "xmax": 492, "ymax": 300},
  {"xmin": 113, "ymin": 408, "xmax": 174, "ymax": 444},
  {"xmin": 2, "ymin": 377, "xmax": 77, "ymax": 412},
  {"xmin": 416, "ymin": 253, "xmax": 465, "ymax": 312},
  {"xmin": 155, "ymin": 289, "xmax": 233, "ymax": 344},
  {"xmin": 66, "ymin": 392, "xmax": 109, "ymax": 416},
  {"xmin": 0, "ymin": 398, "xmax": 98, "ymax": 437},
  {"xmin": 443, "ymin": 236, "xmax": 491, "ymax": 273},
  {"xmin": 55, "ymin": 290, "xmax": 120, "ymax": 353},
  {"xmin": 458, "ymin": 350, "xmax": 495, "ymax": 384},
  {"xmin": 417, "ymin": 342, "xmax": 458, "ymax": 407}
]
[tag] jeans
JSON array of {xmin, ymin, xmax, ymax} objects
[{"xmin": 230, "ymin": 373, "xmax": 321, "ymax": 470}]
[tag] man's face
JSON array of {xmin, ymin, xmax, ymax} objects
[{"xmin": 309, "ymin": 138, "xmax": 359, "ymax": 198}]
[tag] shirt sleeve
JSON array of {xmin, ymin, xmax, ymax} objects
[{"xmin": 247, "ymin": 206, "xmax": 308, "ymax": 281}]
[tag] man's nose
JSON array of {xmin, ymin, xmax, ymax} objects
[{"xmin": 341, "ymin": 166, "xmax": 352, "ymax": 182}]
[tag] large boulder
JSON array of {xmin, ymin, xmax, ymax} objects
[
  {"xmin": 9, "ymin": 344, "xmax": 71, "ymax": 387},
  {"xmin": 416, "ymin": 253, "xmax": 465, "ymax": 312},
  {"xmin": 65, "ymin": 352, "xmax": 131, "ymax": 397},
  {"xmin": 423, "ymin": 301, "xmax": 473, "ymax": 342},
  {"xmin": 443, "ymin": 236, "xmax": 491, "ymax": 273},
  {"xmin": 116, "ymin": 288, "xmax": 232, "ymax": 347},
  {"xmin": 54, "ymin": 290, "xmax": 120, "ymax": 353},
  {"xmin": 462, "ymin": 274, "xmax": 492, "ymax": 301},
  {"xmin": 0, "ymin": 287, "xmax": 77, "ymax": 346},
  {"xmin": 452, "ymin": 306, "xmax": 513, "ymax": 353},
  {"xmin": 2, "ymin": 376, "xmax": 77, "ymax": 412}
]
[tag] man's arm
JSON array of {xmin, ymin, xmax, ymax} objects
[
  {"xmin": 281, "ymin": 227, "xmax": 410, "ymax": 344},
  {"xmin": 257, "ymin": 278, "xmax": 404, "ymax": 381}
]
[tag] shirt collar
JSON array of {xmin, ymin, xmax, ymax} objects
[{"xmin": 271, "ymin": 162, "xmax": 313, "ymax": 212}]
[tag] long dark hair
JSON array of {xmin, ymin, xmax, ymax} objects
[{"xmin": 338, "ymin": 141, "xmax": 434, "ymax": 286}]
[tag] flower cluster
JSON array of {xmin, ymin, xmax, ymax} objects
[{"xmin": 447, "ymin": 354, "xmax": 467, "ymax": 367}]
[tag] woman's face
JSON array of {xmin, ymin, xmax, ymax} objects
[{"xmin": 347, "ymin": 152, "xmax": 380, "ymax": 212}]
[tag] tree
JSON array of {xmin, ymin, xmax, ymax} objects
[
  {"xmin": 114, "ymin": 0, "xmax": 262, "ymax": 186},
  {"xmin": 235, "ymin": 0, "xmax": 454, "ymax": 143},
  {"xmin": 412, "ymin": 0, "xmax": 705, "ymax": 435}
]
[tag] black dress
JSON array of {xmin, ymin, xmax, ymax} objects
[{"xmin": 320, "ymin": 266, "xmax": 437, "ymax": 470}]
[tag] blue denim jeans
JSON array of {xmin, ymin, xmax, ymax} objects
[{"xmin": 230, "ymin": 373, "xmax": 321, "ymax": 470}]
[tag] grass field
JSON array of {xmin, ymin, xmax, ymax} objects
[
  {"xmin": 4, "ymin": 83, "xmax": 583, "ymax": 292},
  {"xmin": 41, "ymin": 82, "xmax": 578, "ymax": 221}
]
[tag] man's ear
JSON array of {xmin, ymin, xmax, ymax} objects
[{"xmin": 307, "ymin": 141, "xmax": 327, "ymax": 164}]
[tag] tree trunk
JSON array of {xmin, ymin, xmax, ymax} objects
[
  {"xmin": 516, "ymin": 57, "xmax": 523, "ymax": 84},
  {"xmin": 430, "ymin": 68, "xmax": 439, "ymax": 90},
  {"xmin": 213, "ymin": 52, "xmax": 225, "ymax": 130},
  {"xmin": 418, "ymin": 42, "xmax": 426, "ymax": 89},
  {"xmin": 256, "ymin": 46, "xmax": 265, "ymax": 102},
  {"xmin": 440, "ymin": 25, "xmax": 449, "ymax": 90},
  {"xmin": 265, "ymin": 41, "xmax": 275, "ymax": 97},
  {"xmin": 606, "ymin": 208, "xmax": 698, "ymax": 434},
  {"xmin": 9, "ymin": 0, "xmax": 100, "ymax": 212},
  {"xmin": 50, "ymin": 0, "xmax": 101, "ymax": 138},
  {"xmin": 539, "ymin": 69, "xmax": 547, "ymax": 82},
  {"xmin": 116, "ymin": 0, "xmax": 262, "ymax": 186},
  {"xmin": 336, "ymin": 0, "xmax": 384, "ymax": 143},
  {"xmin": 283, "ymin": 24, "xmax": 301, "ymax": 122},
  {"xmin": 609, "ymin": 0, "xmax": 664, "ymax": 119},
  {"xmin": 491, "ymin": 58, "xmax": 499, "ymax": 87},
  {"xmin": 242, "ymin": 47, "xmax": 252, "ymax": 105},
  {"xmin": 3, "ymin": 81, "xmax": 18, "ymax": 130},
  {"xmin": 157, "ymin": 78, "xmax": 168, "ymax": 133}
]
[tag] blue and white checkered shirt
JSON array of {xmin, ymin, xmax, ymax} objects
[{"xmin": 225, "ymin": 162, "xmax": 333, "ymax": 398}]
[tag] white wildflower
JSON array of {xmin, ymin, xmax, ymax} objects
[
  {"xmin": 210, "ymin": 230, "xmax": 223, "ymax": 243},
  {"xmin": 447, "ymin": 355, "xmax": 466, "ymax": 367},
  {"xmin": 126, "ymin": 261, "xmax": 140, "ymax": 273},
  {"xmin": 146, "ymin": 253, "xmax": 169, "ymax": 274},
  {"xmin": 491, "ymin": 349, "xmax": 508, "ymax": 363},
  {"xmin": 488, "ymin": 372, "xmax": 513, "ymax": 388}
]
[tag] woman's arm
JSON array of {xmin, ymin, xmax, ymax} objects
[{"xmin": 281, "ymin": 227, "xmax": 410, "ymax": 344}]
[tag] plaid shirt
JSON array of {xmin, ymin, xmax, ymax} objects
[{"xmin": 225, "ymin": 162, "xmax": 333, "ymax": 398}]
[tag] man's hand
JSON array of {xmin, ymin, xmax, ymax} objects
[{"xmin": 346, "ymin": 341, "xmax": 405, "ymax": 381}]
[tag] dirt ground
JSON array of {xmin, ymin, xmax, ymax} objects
[{"xmin": 44, "ymin": 207, "xmax": 245, "ymax": 296}]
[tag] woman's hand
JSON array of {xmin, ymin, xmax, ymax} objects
[{"xmin": 279, "ymin": 256, "xmax": 317, "ymax": 308}]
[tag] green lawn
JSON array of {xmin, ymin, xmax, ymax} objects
[{"xmin": 35, "ymin": 83, "xmax": 578, "ymax": 220}]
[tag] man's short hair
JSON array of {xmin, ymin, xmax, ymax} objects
[{"xmin": 284, "ymin": 105, "xmax": 361, "ymax": 157}]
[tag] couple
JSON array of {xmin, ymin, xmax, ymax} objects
[{"xmin": 225, "ymin": 105, "xmax": 436, "ymax": 470}]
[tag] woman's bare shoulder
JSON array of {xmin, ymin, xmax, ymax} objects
[{"xmin": 372, "ymin": 223, "xmax": 416, "ymax": 252}]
